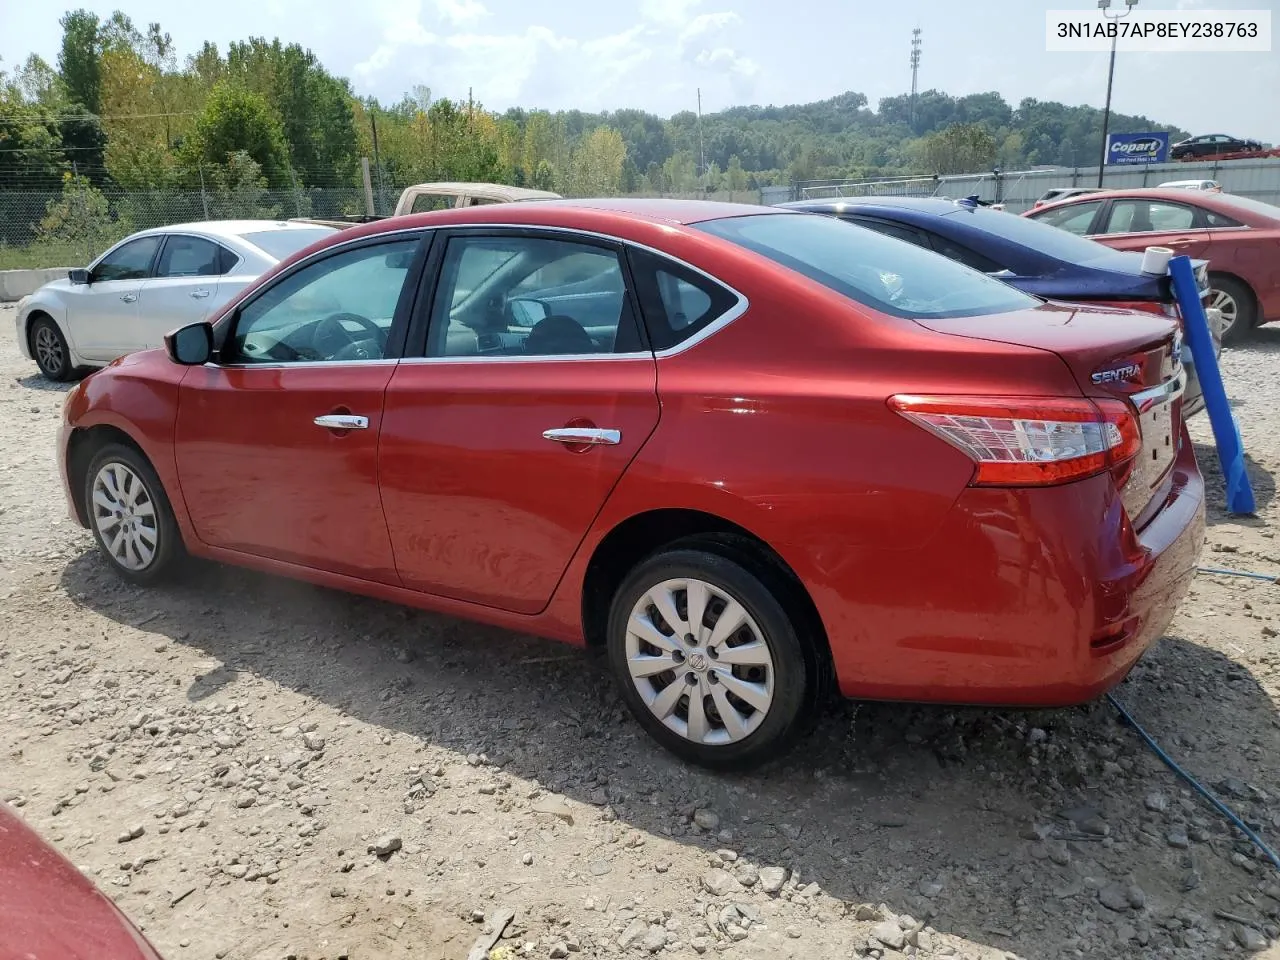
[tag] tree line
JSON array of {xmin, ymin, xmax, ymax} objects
[{"xmin": 1, "ymin": 7, "xmax": 1192, "ymax": 205}]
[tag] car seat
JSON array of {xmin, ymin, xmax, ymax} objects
[{"xmin": 525, "ymin": 315, "xmax": 595, "ymax": 355}]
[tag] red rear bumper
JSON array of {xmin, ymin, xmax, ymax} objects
[{"xmin": 819, "ymin": 425, "xmax": 1205, "ymax": 706}]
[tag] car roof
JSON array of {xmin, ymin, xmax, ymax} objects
[
  {"xmin": 328, "ymin": 197, "xmax": 785, "ymax": 240},
  {"xmin": 782, "ymin": 196, "xmax": 961, "ymax": 215},
  {"xmin": 408, "ymin": 182, "xmax": 561, "ymax": 200},
  {"xmin": 153, "ymin": 219, "xmax": 337, "ymax": 239}
]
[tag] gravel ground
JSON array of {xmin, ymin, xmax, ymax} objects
[{"xmin": 2, "ymin": 302, "xmax": 1280, "ymax": 960}]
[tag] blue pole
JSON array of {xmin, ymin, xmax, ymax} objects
[{"xmin": 1167, "ymin": 254, "xmax": 1256, "ymax": 514}]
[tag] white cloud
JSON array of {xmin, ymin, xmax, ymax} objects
[
  {"xmin": 434, "ymin": 0, "xmax": 489, "ymax": 27},
  {"xmin": 694, "ymin": 46, "xmax": 760, "ymax": 78},
  {"xmin": 678, "ymin": 11, "xmax": 740, "ymax": 50},
  {"xmin": 639, "ymin": 0, "xmax": 703, "ymax": 26},
  {"xmin": 348, "ymin": 0, "xmax": 760, "ymax": 115}
]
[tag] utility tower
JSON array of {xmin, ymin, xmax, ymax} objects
[{"xmin": 910, "ymin": 28, "xmax": 922, "ymax": 127}]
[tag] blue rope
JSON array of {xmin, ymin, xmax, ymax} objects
[
  {"xmin": 1196, "ymin": 566, "xmax": 1278, "ymax": 583},
  {"xmin": 1107, "ymin": 692, "xmax": 1280, "ymax": 872}
]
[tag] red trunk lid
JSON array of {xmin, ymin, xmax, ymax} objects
[{"xmin": 912, "ymin": 301, "xmax": 1184, "ymax": 525}]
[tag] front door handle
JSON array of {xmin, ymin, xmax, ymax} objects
[
  {"xmin": 189, "ymin": 289, "xmax": 211, "ymax": 299},
  {"xmin": 120, "ymin": 293, "xmax": 137, "ymax": 303},
  {"xmin": 542, "ymin": 427, "xmax": 620, "ymax": 446},
  {"xmin": 314, "ymin": 414, "xmax": 369, "ymax": 430}
]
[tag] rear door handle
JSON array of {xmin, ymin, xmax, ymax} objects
[
  {"xmin": 314, "ymin": 414, "xmax": 369, "ymax": 430},
  {"xmin": 542, "ymin": 427, "xmax": 620, "ymax": 446},
  {"xmin": 120, "ymin": 293, "xmax": 137, "ymax": 303},
  {"xmin": 1167, "ymin": 238, "xmax": 1199, "ymax": 246},
  {"xmin": 190, "ymin": 289, "xmax": 211, "ymax": 299}
]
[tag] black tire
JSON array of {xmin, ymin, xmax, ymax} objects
[
  {"xmin": 83, "ymin": 442, "xmax": 185, "ymax": 585},
  {"xmin": 1211, "ymin": 275, "xmax": 1257, "ymax": 346},
  {"xmin": 28, "ymin": 315, "xmax": 74, "ymax": 381},
  {"xmin": 605, "ymin": 537, "xmax": 826, "ymax": 770}
]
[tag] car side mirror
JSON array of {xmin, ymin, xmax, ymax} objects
[
  {"xmin": 165, "ymin": 321, "xmax": 213, "ymax": 366},
  {"xmin": 68, "ymin": 268, "xmax": 91, "ymax": 285}
]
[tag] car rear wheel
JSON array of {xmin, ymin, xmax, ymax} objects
[
  {"xmin": 1210, "ymin": 275, "xmax": 1256, "ymax": 346},
  {"xmin": 84, "ymin": 443, "xmax": 185, "ymax": 585},
  {"xmin": 605, "ymin": 541, "xmax": 820, "ymax": 770},
  {"xmin": 29, "ymin": 316, "xmax": 74, "ymax": 381}
]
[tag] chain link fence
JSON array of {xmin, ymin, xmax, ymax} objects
[{"xmin": 0, "ymin": 183, "xmax": 762, "ymax": 271}]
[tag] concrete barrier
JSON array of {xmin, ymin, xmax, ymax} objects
[{"xmin": 0, "ymin": 268, "xmax": 72, "ymax": 302}]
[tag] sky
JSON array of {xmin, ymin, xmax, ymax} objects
[{"xmin": 1, "ymin": 0, "xmax": 1277, "ymax": 141}]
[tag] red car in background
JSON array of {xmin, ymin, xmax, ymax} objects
[
  {"xmin": 1, "ymin": 803, "xmax": 164, "ymax": 960},
  {"xmin": 1024, "ymin": 188, "xmax": 1280, "ymax": 344},
  {"xmin": 57, "ymin": 200, "xmax": 1204, "ymax": 769}
]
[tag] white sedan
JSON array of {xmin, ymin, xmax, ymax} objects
[{"xmin": 14, "ymin": 220, "xmax": 338, "ymax": 381}]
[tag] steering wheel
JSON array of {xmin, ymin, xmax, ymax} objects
[{"xmin": 313, "ymin": 312, "xmax": 386, "ymax": 360}]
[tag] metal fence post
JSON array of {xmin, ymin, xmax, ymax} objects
[{"xmin": 198, "ymin": 163, "xmax": 211, "ymax": 221}]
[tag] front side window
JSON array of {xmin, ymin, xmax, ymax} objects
[
  {"xmin": 428, "ymin": 235, "xmax": 639, "ymax": 357},
  {"xmin": 697, "ymin": 212, "xmax": 1036, "ymax": 320},
  {"xmin": 230, "ymin": 239, "xmax": 418, "ymax": 364},
  {"xmin": 1103, "ymin": 200, "xmax": 1196, "ymax": 235},
  {"xmin": 155, "ymin": 236, "xmax": 224, "ymax": 278},
  {"xmin": 94, "ymin": 236, "xmax": 161, "ymax": 281},
  {"xmin": 1028, "ymin": 200, "xmax": 1104, "ymax": 236}
]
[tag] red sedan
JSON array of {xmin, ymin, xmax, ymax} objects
[
  {"xmin": 1, "ymin": 803, "xmax": 165, "ymax": 960},
  {"xmin": 58, "ymin": 200, "xmax": 1205, "ymax": 769},
  {"xmin": 1024, "ymin": 188, "xmax": 1280, "ymax": 344}
]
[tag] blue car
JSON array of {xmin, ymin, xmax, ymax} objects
[{"xmin": 780, "ymin": 196, "xmax": 1216, "ymax": 414}]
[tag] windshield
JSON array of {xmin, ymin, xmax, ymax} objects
[
  {"xmin": 1209, "ymin": 193, "xmax": 1280, "ymax": 221},
  {"xmin": 696, "ymin": 212, "xmax": 1038, "ymax": 320},
  {"xmin": 240, "ymin": 227, "xmax": 338, "ymax": 262},
  {"xmin": 942, "ymin": 205, "xmax": 1124, "ymax": 264}
]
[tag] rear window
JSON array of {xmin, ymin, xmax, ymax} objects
[
  {"xmin": 240, "ymin": 227, "xmax": 338, "ymax": 262},
  {"xmin": 696, "ymin": 213, "xmax": 1037, "ymax": 320},
  {"xmin": 943, "ymin": 205, "xmax": 1123, "ymax": 264}
]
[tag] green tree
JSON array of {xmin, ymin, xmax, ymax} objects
[
  {"xmin": 208, "ymin": 150, "xmax": 280, "ymax": 218},
  {"xmin": 571, "ymin": 126, "xmax": 626, "ymax": 195},
  {"xmin": 185, "ymin": 81, "xmax": 290, "ymax": 186},
  {"xmin": 919, "ymin": 123, "xmax": 998, "ymax": 176},
  {"xmin": 37, "ymin": 171, "xmax": 120, "ymax": 262},
  {"xmin": 57, "ymin": 9, "xmax": 102, "ymax": 115},
  {"xmin": 725, "ymin": 155, "xmax": 748, "ymax": 199}
]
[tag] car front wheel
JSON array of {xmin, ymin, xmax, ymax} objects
[
  {"xmin": 84, "ymin": 443, "xmax": 185, "ymax": 585},
  {"xmin": 606, "ymin": 540, "xmax": 822, "ymax": 770},
  {"xmin": 29, "ymin": 316, "xmax": 74, "ymax": 381}
]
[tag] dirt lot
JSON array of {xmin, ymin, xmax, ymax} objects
[{"xmin": 2, "ymin": 302, "xmax": 1279, "ymax": 960}]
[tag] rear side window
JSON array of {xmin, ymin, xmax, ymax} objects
[
  {"xmin": 155, "ymin": 236, "xmax": 223, "ymax": 278},
  {"xmin": 696, "ymin": 213, "xmax": 1035, "ymax": 321},
  {"xmin": 1205, "ymin": 210, "xmax": 1244, "ymax": 228},
  {"xmin": 628, "ymin": 249, "xmax": 739, "ymax": 351}
]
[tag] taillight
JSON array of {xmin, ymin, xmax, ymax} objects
[{"xmin": 889, "ymin": 395, "xmax": 1141, "ymax": 487}]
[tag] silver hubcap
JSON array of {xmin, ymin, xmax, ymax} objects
[
  {"xmin": 91, "ymin": 462, "xmax": 159, "ymax": 571},
  {"xmin": 625, "ymin": 578, "xmax": 776, "ymax": 746},
  {"xmin": 34, "ymin": 325, "xmax": 63, "ymax": 373},
  {"xmin": 1210, "ymin": 288, "xmax": 1239, "ymax": 333}
]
